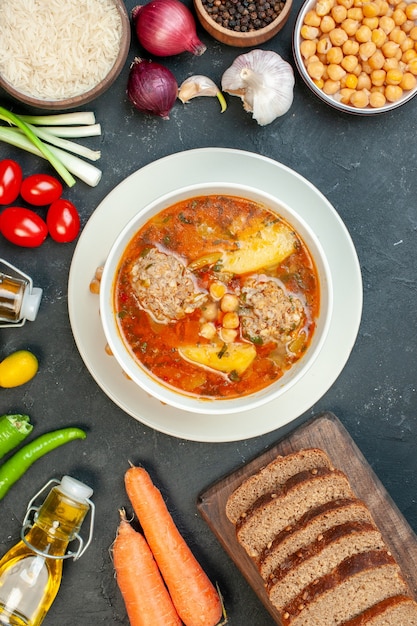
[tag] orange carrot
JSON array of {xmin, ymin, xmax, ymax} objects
[
  {"xmin": 113, "ymin": 509, "xmax": 182, "ymax": 626},
  {"xmin": 125, "ymin": 466, "xmax": 223, "ymax": 626}
]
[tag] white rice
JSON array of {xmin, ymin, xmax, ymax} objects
[{"xmin": 0, "ymin": 0, "xmax": 123, "ymax": 100}]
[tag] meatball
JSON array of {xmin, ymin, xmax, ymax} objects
[
  {"xmin": 240, "ymin": 277, "xmax": 304, "ymax": 344},
  {"xmin": 130, "ymin": 248, "xmax": 206, "ymax": 323}
]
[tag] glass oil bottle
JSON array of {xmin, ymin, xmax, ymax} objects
[{"xmin": 0, "ymin": 476, "xmax": 95, "ymax": 626}]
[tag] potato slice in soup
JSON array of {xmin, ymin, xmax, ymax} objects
[
  {"xmin": 221, "ymin": 221, "xmax": 297, "ymax": 274},
  {"xmin": 179, "ymin": 343, "xmax": 256, "ymax": 375}
]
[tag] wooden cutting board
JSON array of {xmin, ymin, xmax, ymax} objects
[{"xmin": 197, "ymin": 411, "xmax": 417, "ymax": 625}]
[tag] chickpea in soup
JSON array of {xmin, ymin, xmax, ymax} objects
[{"xmin": 114, "ymin": 195, "xmax": 320, "ymax": 399}]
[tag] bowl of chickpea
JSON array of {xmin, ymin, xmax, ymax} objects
[{"xmin": 293, "ymin": 0, "xmax": 417, "ymax": 113}]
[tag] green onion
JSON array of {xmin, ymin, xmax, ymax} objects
[{"xmin": 0, "ymin": 106, "xmax": 102, "ymax": 187}]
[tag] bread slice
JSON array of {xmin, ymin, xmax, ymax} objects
[
  {"xmin": 340, "ymin": 594, "xmax": 417, "ymax": 625},
  {"xmin": 226, "ymin": 448, "xmax": 334, "ymax": 524},
  {"xmin": 267, "ymin": 520, "xmax": 387, "ymax": 611},
  {"xmin": 280, "ymin": 550, "xmax": 410, "ymax": 626},
  {"xmin": 259, "ymin": 498, "xmax": 375, "ymax": 581},
  {"xmin": 236, "ymin": 466, "xmax": 355, "ymax": 558}
]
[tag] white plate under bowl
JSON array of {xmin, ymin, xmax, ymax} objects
[{"xmin": 68, "ymin": 148, "xmax": 362, "ymax": 442}]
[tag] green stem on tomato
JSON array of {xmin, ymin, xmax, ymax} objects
[
  {"xmin": 0, "ymin": 414, "xmax": 33, "ymax": 460},
  {"xmin": 0, "ymin": 427, "xmax": 87, "ymax": 501},
  {"xmin": 0, "ymin": 106, "xmax": 76, "ymax": 187}
]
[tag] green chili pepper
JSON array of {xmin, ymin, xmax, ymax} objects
[
  {"xmin": 0, "ymin": 414, "xmax": 33, "ymax": 460},
  {"xmin": 0, "ymin": 427, "xmax": 87, "ymax": 501}
]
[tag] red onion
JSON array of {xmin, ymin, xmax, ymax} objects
[
  {"xmin": 132, "ymin": 0, "xmax": 206, "ymax": 57},
  {"xmin": 127, "ymin": 57, "xmax": 178, "ymax": 119}
]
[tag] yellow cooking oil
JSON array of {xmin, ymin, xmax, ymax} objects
[{"xmin": 0, "ymin": 476, "xmax": 94, "ymax": 626}]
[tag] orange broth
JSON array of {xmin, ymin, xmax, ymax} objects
[{"xmin": 114, "ymin": 195, "xmax": 320, "ymax": 399}]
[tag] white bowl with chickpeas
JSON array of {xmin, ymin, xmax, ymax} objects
[
  {"xmin": 293, "ymin": 0, "xmax": 417, "ymax": 113},
  {"xmin": 99, "ymin": 182, "xmax": 333, "ymax": 415}
]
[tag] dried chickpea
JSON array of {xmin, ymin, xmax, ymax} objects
[
  {"xmin": 392, "ymin": 8, "xmax": 407, "ymax": 25},
  {"xmin": 402, "ymin": 48, "xmax": 417, "ymax": 62},
  {"xmin": 372, "ymin": 28, "xmax": 388, "ymax": 47},
  {"xmin": 369, "ymin": 48, "xmax": 386, "ymax": 68},
  {"xmin": 304, "ymin": 9, "xmax": 322, "ymax": 26},
  {"xmin": 327, "ymin": 45, "xmax": 344, "ymax": 62},
  {"xmin": 200, "ymin": 322, "xmax": 217, "ymax": 340},
  {"xmin": 307, "ymin": 59, "xmax": 326, "ymax": 79},
  {"xmin": 342, "ymin": 17, "xmax": 360, "ymax": 35},
  {"xmin": 313, "ymin": 77, "xmax": 325, "ymax": 88},
  {"xmin": 410, "ymin": 26, "xmax": 417, "ymax": 41},
  {"xmin": 343, "ymin": 40, "xmax": 356, "ymax": 56},
  {"xmin": 219, "ymin": 328, "xmax": 238, "ymax": 344},
  {"xmin": 405, "ymin": 2, "xmax": 417, "ymax": 19},
  {"xmin": 356, "ymin": 24, "xmax": 372, "ymax": 42},
  {"xmin": 390, "ymin": 26, "xmax": 407, "ymax": 44},
  {"xmin": 362, "ymin": 2, "xmax": 379, "ymax": 17},
  {"xmin": 316, "ymin": 0, "xmax": 335, "ymax": 16},
  {"xmin": 301, "ymin": 24, "xmax": 320, "ymax": 39},
  {"xmin": 401, "ymin": 37, "xmax": 414, "ymax": 52},
  {"xmin": 385, "ymin": 84, "xmax": 403, "ymax": 99},
  {"xmin": 350, "ymin": 89, "xmax": 370, "ymax": 106},
  {"xmin": 379, "ymin": 15, "xmax": 395, "ymax": 34},
  {"xmin": 375, "ymin": 0, "xmax": 390, "ymax": 14},
  {"xmin": 386, "ymin": 67, "xmax": 404, "ymax": 83},
  {"xmin": 369, "ymin": 90, "xmax": 387, "ymax": 105},
  {"xmin": 345, "ymin": 72, "xmax": 359, "ymax": 87},
  {"xmin": 339, "ymin": 87, "xmax": 355, "ymax": 102},
  {"xmin": 330, "ymin": 27, "xmax": 349, "ymax": 44},
  {"xmin": 323, "ymin": 78, "xmax": 341, "ymax": 93},
  {"xmin": 371, "ymin": 68, "xmax": 387, "ymax": 84},
  {"xmin": 201, "ymin": 301, "xmax": 218, "ymax": 321},
  {"xmin": 331, "ymin": 4, "xmax": 347, "ymax": 21},
  {"xmin": 300, "ymin": 39, "xmax": 318, "ymax": 59},
  {"xmin": 382, "ymin": 40, "xmax": 401, "ymax": 57},
  {"xmin": 383, "ymin": 56, "xmax": 400, "ymax": 69},
  {"xmin": 357, "ymin": 71, "xmax": 372, "ymax": 88},
  {"xmin": 401, "ymin": 20, "xmax": 415, "ymax": 35},
  {"xmin": 359, "ymin": 41, "xmax": 377, "ymax": 60},
  {"xmin": 363, "ymin": 16, "xmax": 379, "ymax": 29},
  {"xmin": 341, "ymin": 54, "xmax": 359, "ymax": 71},
  {"xmin": 353, "ymin": 61, "xmax": 363, "ymax": 75},
  {"xmin": 328, "ymin": 63, "xmax": 347, "ymax": 79},
  {"xmin": 408, "ymin": 57, "xmax": 417, "ymax": 74},
  {"xmin": 321, "ymin": 15, "xmax": 336, "ymax": 31},
  {"xmin": 337, "ymin": 0, "xmax": 354, "ymax": 9},
  {"xmin": 400, "ymin": 71, "xmax": 417, "ymax": 89},
  {"xmin": 361, "ymin": 60, "xmax": 373, "ymax": 73},
  {"xmin": 347, "ymin": 6, "xmax": 363, "ymax": 19},
  {"xmin": 317, "ymin": 36, "xmax": 332, "ymax": 53}
]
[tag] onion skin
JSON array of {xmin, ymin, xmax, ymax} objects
[
  {"xmin": 132, "ymin": 0, "xmax": 206, "ymax": 57},
  {"xmin": 127, "ymin": 57, "xmax": 178, "ymax": 119}
]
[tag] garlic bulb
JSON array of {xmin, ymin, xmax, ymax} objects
[
  {"xmin": 221, "ymin": 50, "xmax": 295, "ymax": 126},
  {"xmin": 178, "ymin": 75, "xmax": 227, "ymax": 112}
]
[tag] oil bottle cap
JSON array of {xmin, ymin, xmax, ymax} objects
[
  {"xmin": 21, "ymin": 287, "xmax": 43, "ymax": 322},
  {"xmin": 59, "ymin": 476, "xmax": 93, "ymax": 503}
]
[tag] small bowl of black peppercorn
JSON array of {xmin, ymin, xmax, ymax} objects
[{"xmin": 193, "ymin": 0, "xmax": 293, "ymax": 46}]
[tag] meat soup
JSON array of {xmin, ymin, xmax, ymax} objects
[{"xmin": 114, "ymin": 195, "xmax": 320, "ymax": 399}]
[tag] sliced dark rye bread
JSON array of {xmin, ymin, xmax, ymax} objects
[
  {"xmin": 226, "ymin": 448, "xmax": 334, "ymax": 524},
  {"xmin": 259, "ymin": 497, "xmax": 375, "ymax": 580},
  {"xmin": 340, "ymin": 594, "xmax": 417, "ymax": 625},
  {"xmin": 267, "ymin": 520, "xmax": 387, "ymax": 611},
  {"xmin": 280, "ymin": 550, "xmax": 410, "ymax": 626},
  {"xmin": 236, "ymin": 466, "xmax": 355, "ymax": 558}
]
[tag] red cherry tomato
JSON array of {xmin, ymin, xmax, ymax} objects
[
  {"xmin": 46, "ymin": 198, "xmax": 81, "ymax": 243},
  {"xmin": 0, "ymin": 207, "xmax": 48, "ymax": 247},
  {"xmin": 20, "ymin": 173, "xmax": 63, "ymax": 206},
  {"xmin": 0, "ymin": 159, "xmax": 23, "ymax": 205}
]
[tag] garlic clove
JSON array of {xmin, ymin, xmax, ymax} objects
[
  {"xmin": 221, "ymin": 50, "xmax": 295, "ymax": 126},
  {"xmin": 178, "ymin": 75, "xmax": 227, "ymax": 112}
]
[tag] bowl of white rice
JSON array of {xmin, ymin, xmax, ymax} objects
[{"xmin": 0, "ymin": 0, "xmax": 131, "ymax": 110}]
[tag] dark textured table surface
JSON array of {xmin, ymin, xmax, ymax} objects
[{"xmin": 1, "ymin": 0, "xmax": 416, "ymax": 623}]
